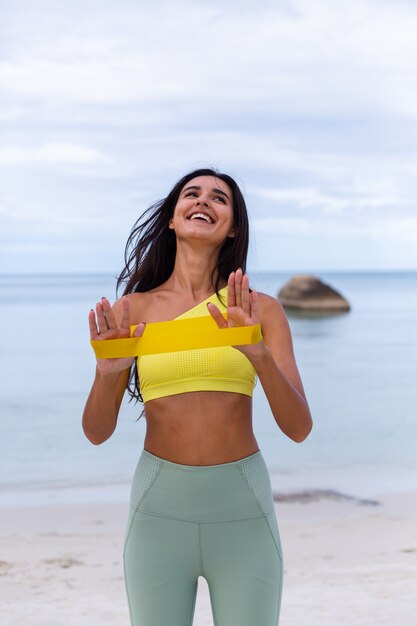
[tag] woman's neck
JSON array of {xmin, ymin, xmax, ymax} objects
[{"xmin": 165, "ymin": 245, "xmax": 221, "ymax": 294}]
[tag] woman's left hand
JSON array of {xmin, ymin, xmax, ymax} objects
[{"xmin": 207, "ymin": 268, "xmax": 266, "ymax": 360}]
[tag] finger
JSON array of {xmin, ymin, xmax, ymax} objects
[
  {"xmin": 241, "ymin": 273, "xmax": 251, "ymax": 315},
  {"xmin": 101, "ymin": 297, "xmax": 117, "ymax": 330},
  {"xmin": 250, "ymin": 289, "xmax": 260, "ymax": 323},
  {"xmin": 88, "ymin": 309, "xmax": 98, "ymax": 339},
  {"xmin": 206, "ymin": 302, "xmax": 228, "ymax": 328},
  {"xmin": 228, "ymin": 271, "xmax": 236, "ymax": 307},
  {"xmin": 119, "ymin": 296, "xmax": 131, "ymax": 330},
  {"xmin": 235, "ymin": 267, "xmax": 243, "ymax": 308},
  {"xmin": 95, "ymin": 301, "xmax": 108, "ymax": 334},
  {"xmin": 132, "ymin": 321, "xmax": 146, "ymax": 337}
]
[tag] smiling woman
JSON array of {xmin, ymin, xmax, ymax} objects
[
  {"xmin": 110, "ymin": 169, "xmax": 251, "ymax": 406},
  {"xmin": 82, "ymin": 167, "xmax": 312, "ymax": 626}
]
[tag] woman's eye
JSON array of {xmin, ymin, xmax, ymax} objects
[
  {"xmin": 214, "ymin": 196, "xmax": 226, "ymax": 203},
  {"xmin": 185, "ymin": 192, "xmax": 198, "ymax": 198}
]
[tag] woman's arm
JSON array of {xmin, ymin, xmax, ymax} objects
[
  {"xmin": 207, "ymin": 269, "xmax": 312, "ymax": 443},
  {"xmin": 249, "ymin": 294, "xmax": 312, "ymax": 443},
  {"xmin": 82, "ymin": 295, "xmax": 145, "ymax": 445},
  {"xmin": 82, "ymin": 367, "xmax": 130, "ymax": 445}
]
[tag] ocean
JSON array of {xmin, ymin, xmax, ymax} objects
[{"xmin": 1, "ymin": 271, "xmax": 416, "ymax": 502}]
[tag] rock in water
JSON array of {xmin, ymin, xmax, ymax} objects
[{"xmin": 278, "ymin": 275, "xmax": 350, "ymax": 312}]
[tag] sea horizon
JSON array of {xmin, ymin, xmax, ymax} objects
[{"xmin": 2, "ymin": 268, "xmax": 417, "ymax": 276}]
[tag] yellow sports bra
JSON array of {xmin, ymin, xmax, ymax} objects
[{"xmin": 137, "ymin": 286, "xmax": 258, "ymax": 402}]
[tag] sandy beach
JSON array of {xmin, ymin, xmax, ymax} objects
[{"xmin": 1, "ymin": 488, "xmax": 416, "ymax": 626}]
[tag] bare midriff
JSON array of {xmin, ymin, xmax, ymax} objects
[{"xmin": 143, "ymin": 390, "xmax": 260, "ymax": 466}]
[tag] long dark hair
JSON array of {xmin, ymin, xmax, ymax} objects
[{"xmin": 116, "ymin": 168, "xmax": 250, "ymax": 409}]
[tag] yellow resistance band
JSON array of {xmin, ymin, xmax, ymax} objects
[{"xmin": 90, "ymin": 313, "xmax": 262, "ymax": 359}]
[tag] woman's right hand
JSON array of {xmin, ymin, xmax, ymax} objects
[{"xmin": 88, "ymin": 296, "xmax": 146, "ymax": 374}]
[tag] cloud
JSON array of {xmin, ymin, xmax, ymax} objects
[
  {"xmin": 369, "ymin": 216, "xmax": 417, "ymax": 243},
  {"xmin": 2, "ymin": 0, "xmax": 417, "ymax": 271},
  {"xmin": 2, "ymin": 0, "xmax": 417, "ymax": 117},
  {"xmin": 251, "ymin": 182, "xmax": 406, "ymax": 217},
  {"xmin": 0, "ymin": 143, "xmax": 107, "ymax": 165}
]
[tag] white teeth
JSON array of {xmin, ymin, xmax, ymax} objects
[{"xmin": 189, "ymin": 212, "xmax": 213, "ymax": 223}]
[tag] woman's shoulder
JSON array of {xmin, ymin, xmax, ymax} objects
[
  {"xmin": 123, "ymin": 289, "xmax": 161, "ymax": 324},
  {"xmin": 122, "ymin": 283, "xmax": 179, "ymax": 324},
  {"xmin": 255, "ymin": 291, "xmax": 287, "ymax": 324},
  {"xmin": 256, "ymin": 290, "xmax": 284, "ymax": 310}
]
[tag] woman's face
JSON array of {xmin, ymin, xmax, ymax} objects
[{"xmin": 168, "ymin": 176, "xmax": 235, "ymax": 245}]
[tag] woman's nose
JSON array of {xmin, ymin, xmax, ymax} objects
[{"xmin": 196, "ymin": 198, "xmax": 209, "ymax": 206}]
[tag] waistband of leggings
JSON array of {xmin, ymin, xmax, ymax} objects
[
  {"xmin": 141, "ymin": 448, "xmax": 263, "ymax": 472},
  {"xmin": 134, "ymin": 447, "xmax": 273, "ymax": 521}
]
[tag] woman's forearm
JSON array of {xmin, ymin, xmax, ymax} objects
[
  {"xmin": 82, "ymin": 367, "xmax": 127, "ymax": 444},
  {"xmin": 249, "ymin": 345, "xmax": 313, "ymax": 442}
]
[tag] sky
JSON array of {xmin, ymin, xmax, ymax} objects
[{"xmin": 2, "ymin": 0, "xmax": 417, "ymax": 273}]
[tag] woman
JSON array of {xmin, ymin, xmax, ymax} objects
[{"xmin": 82, "ymin": 168, "xmax": 312, "ymax": 626}]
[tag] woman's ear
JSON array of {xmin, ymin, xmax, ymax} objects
[{"xmin": 228, "ymin": 227, "xmax": 236, "ymax": 238}]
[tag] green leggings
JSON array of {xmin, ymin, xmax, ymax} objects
[{"xmin": 124, "ymin": 449, "xmax": 284, "ymax": 626}]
